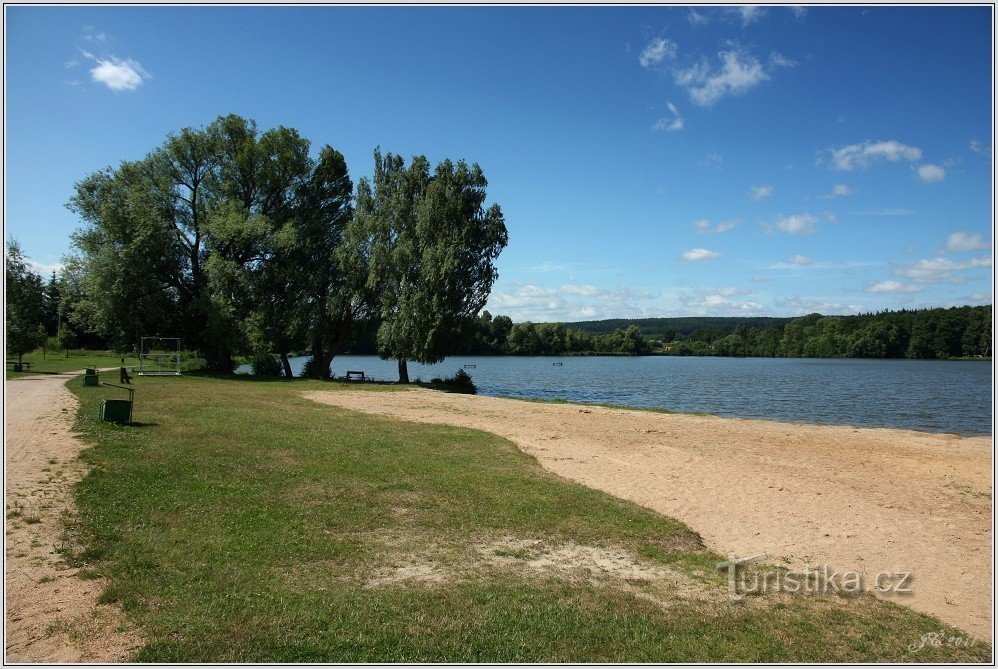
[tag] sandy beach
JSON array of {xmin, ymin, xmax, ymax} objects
[{"xmin": 305, "ymin": 387, "xmax": 993, "ymax": 640}]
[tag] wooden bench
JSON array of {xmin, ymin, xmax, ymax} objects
[
  {"xmin": 345, "ymin": 370, "xmax": 365, "ymax": 381},
  {"xmin": 6, "ymin": 361, "xmax": 32, "ymax": 370}
]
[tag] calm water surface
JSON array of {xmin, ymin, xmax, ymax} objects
[{"xmin": 258, "ymin": 355, "xmax": 992, "ymax": 435}]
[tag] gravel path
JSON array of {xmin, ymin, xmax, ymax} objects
[{"xmin": 5, "ymin": 372, "xmax": 139, "ymax": 662}]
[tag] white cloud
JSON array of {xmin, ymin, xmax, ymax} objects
[
  {"xmin": 693, "ymin": 219, "xmax": 738, "ymax": 234},
  {"xmin": 89, "ymin": 55, "xmax": 150, "ymax": 91},
  {"xmin": 790, "ymin": 6, "xmax": 807, "ymax": 19},
  {"xmin": 735, "ymin": 6, "xmax": 765, "ymax": 26},
  {"xmin": 775, "ymin": 296, "xmax": 863, "ymax": 315},
  {"xmin": 767, "ymin": 52, "xmax": 797, "ymax": 69},
  {"xmin": 64, "ymin": 59, "xmax": 78, "ymax": 69},
  {"xmin": 828, "ymin": 183, "xmax": 854, "ymax": 198},
  {"xmin": 915, "ymin": 163, "xmax": 945, "ymax": 182},
  {"xmin": 867, "ymin": 280, "xmax": 920, "ymax": 294},
  {"xmin": 674, "ymin": 48, "xmax": 770, "ymax": 107},
  {"xmin": 892, "ymin": 256, "xmax": 991, "ymax": 284},
  {"xmin": 969, "ymin": 139, "xmax": 987, "ymax": 154},
  {"xmin": 651, "ymin": 101, "xmax": 683, "ymax": 131},
  {"xmin": 83, "ymin": 26, "xmax": 107, "ymax": 41},
  {"xmin": 680, "ymin": 287, "xmax": 764, "ymax": 315},
  {"xmin": 699, "ymin": 151, "xmax": 723, "ymax": 169},
  {"xmin": 944, "ymin": 231, "xmax": 987, "ymax": 253},
  {"xmin": 24, "ymin": 258, "xmax": 63, "ymax": 277},
  {"xmin": 639, "ymin": 36, "xmax": 677, "ymax": 68},
  {"xmin": 687, "ymin": 9, "xmax": 709, "ymax": 26},
  {"xmin": 749, "ymin": 184, "xmax": 773, "ymax": 200},
  {"xmin": 828, "ymin": 140, "xmax": 922, "ymax": 171},
  {"xmin": 486, "ymin": 281, "xmax": 658, "ymax": 321},
  {"xmin": 681, "ymin": 248, "xmax": 722, "ymax": 262},
  {"xmin": 789, "ymin": 254, "xmax": 813, "ymax": 266},
  {"xmin": 770, "ymin": 213, "xmax": 818, "ymax": 234}
]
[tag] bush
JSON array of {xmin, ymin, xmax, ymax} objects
[
  {"xmin": 250, "ymin": 352, "xmax": 284, "ymax": 377},
  {"xmin": 428, "ymin": 368, "xmax": 477, "ymax": 394}
]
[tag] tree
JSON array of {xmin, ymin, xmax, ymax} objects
[
  {"xmin": 358, "ymin": 151, "xmax": 507, "ymax": 382},
  {"xmin": 65, "ymin": 115, "xmax": 340, "ymax": 373},
  {"xmin": 293, "ymin": 146, "xmax": 367, "ymax": 379},
  {"xmin": 5, "ymin": 240, "xmax": 45, "ymax": 364}
]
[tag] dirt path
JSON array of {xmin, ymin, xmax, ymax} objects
[
  {"xmin": 306, "ymin": 388, "xmax": 993, "ymax": 641},
  {"xmin": 5, "ymin": 372, "xmax": 140, "ymax": 662}
]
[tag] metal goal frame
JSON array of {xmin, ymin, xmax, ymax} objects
[{"xmin": 138, "ymin": 337, "xmax": 182, "ymax": 376}]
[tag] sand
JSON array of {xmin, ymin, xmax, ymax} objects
[
  {"xmin": 305, "ymin": 387, "xmax": 993, "ymax": 641},
  {"xmin": 5, "ymin": 372, "xmax": 140, "ymax": 662}
]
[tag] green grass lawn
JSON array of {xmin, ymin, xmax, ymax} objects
[
  {"xmin": 65, "ymin": 374, "xmax": 990, "ymax": 662},
  {"xmin": 6, "ymin": 349, "xmax": 139, "ymax": 379}
]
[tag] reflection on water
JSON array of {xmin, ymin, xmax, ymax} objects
[{"xmin": 238, "ymin": 355, "xmax": 992, "ymax": 435}]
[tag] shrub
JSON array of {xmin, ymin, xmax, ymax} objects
[
  {"xmin": 250, "ymin": 352, "xmax": 284, "ymax": 377},
  {"xmin": 428, "ymin": 368, "xmax": 477, "ymax": 394}
]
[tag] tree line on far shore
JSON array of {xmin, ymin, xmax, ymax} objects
[
  {"xmin": 337, "ymin": 305, "xmax": 990, "ymax": 360},
  {"xmin": 18, "ymin": 115, "xmax": 507, "ymax": 381}
]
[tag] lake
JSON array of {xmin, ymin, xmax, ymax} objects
[{"xmin": 249, "ymin": 355, "xmax": 992, "ymax": 436}]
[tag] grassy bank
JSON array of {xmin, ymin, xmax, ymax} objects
[
  {"xmin": 6, "ymin": 350, "xmax": 139, "ymax": 379},
  {"xmin": 66, "ymin": 374, "xmax": 989, "ymax": 662}
]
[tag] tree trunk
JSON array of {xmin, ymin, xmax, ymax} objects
[
  {"xmin": 279, "ymin": 352, "xmax": 293, "ymax": 379},
  {"xmin": 398, "ymin": 358, "xmax": 409, "ymax": 384}
]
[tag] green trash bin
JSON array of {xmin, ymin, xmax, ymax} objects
[
  {"xmin": 100, "ymin": 399, "xmax": 133, "ymax": 423},
  {"xmin": 83, "ymin": 373, "xmax": 100, "ymax": 387},
  {"xmin": 12, "ymin": 363, "xmax": 23, "ymax": 372}
]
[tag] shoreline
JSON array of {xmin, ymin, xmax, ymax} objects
[
  {"xmin": 305, "ymin": 386, "xmax": 993, "ymax": 641},
  {"xmin": 490, "ymin": 392, "xmax": 992, "ymax": 438}
]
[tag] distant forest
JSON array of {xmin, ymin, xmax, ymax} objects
[{"xmin": 343, "ymin": 306, "xmax": 991, "ymax": 360}]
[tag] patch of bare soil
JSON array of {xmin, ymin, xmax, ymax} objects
[
  {"xmin": 5, "ymin": 372, "xmax": 141, "ymax": 662},
  {"xmin": 305, "ymin": 388, "xmax": 993, "ymax": 641}
]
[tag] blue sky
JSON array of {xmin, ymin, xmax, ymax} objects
[{"xmin": 5, "ymin": 5, "xmax": 993, "ymax": 321}]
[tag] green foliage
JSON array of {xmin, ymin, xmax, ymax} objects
[
  {"xmin": 427, "ymin": 368, "xmax": 477, "ymax": 393},
  {"xmin": 249, "ymin": 352, "xmax": 284, "ymax": 377},
  {"xmin": 658, "ymin": 307, "xmax": 991, "ymax": 360},
  {"xmin": 357, "ymin": 150, "xmax": 507, "ymax": 381},
  {"xmin": 5, "ymin": 240, "xmax": 46, "ymax": 362}
]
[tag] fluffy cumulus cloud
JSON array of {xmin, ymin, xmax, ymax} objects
[
  {"xmin": 681, "ymin": 247, "xmax": 722, "ymax": 262},
  {"xmin": 915, "ymin": 163, "xmax": 946, "ymax": 182},
  {"xmin": 828, "ymin": 140, "xmax": 922, "ymax": 171},
  {"xmin": 651, "ymin": 101, "xmax": 683, "ymax": 131},
  {"xmin": 89, "ymin": 55, "xmax": 150, "ymax": 91},
  {"xmin": 749, "ymin": 185, "xmax": 773, "ymax": 200},
  {"xmin": 693, "ymin": 219, "xmax": 738, "ymax": 234},
  {"xmin": 486, "ymin": 281, "xmax": 658, "ymax": 321},
  {"xmin": 827, "ymin": 183, "xmax": 854, "ymax": 198},
  {"xmin": 734, "ymin": 6, "xmax": 765, "ymax": 26},
  {"xmin": 24, "ymin": 257, "xmax": 63, "ymax": 277},
  {"xmin": 891, "ymin": 256, "xmax": 991, "ymax": 285},
  {"xmin": 788, "ymin": 254, "xmax": 813, "ymax": 266},
  {"xmin": 769, "ymin": 213, "xmax": 818, "ymax": 234},
  {"xmin": 867, "ymin": 280, "xmax": 920, "ymax": 294},
  {"xmin": 944, "ymin": 231, "xmax": 988, "ymax": 253},
  {"xmin": 775, "ymin": 296, "xmax": 863, "ymax": 315},
  {"xmin": 674, "ymin": 48, "xmax": 771, "ymax": 107},
  {"xmin": 639, "ymin": 36, "xmax": 678, "ymax": 68},
  {"xmin": 680, "ymin": 286, "xmax": 765, "ymax": 315}
]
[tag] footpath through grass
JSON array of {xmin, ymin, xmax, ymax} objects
[
  {"xmin": 67, "ymin": 374, "xmax": 990, "ymax": 662},
  {"xmin": 6, "ymin": 350, "xmax": 139, "ymax": 379}
]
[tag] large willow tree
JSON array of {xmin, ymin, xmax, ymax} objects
[
  {"xmin": 356, "ymin": 150, "xmax": 508, "ymax": 383},
  {"xmin": 66, "ymin": 115, "xmax": 360, "ymax": 374}
]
